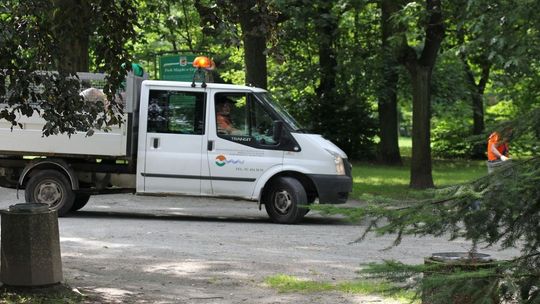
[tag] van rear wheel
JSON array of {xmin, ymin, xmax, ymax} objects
[
  {"xmin": 264, "ymin": 177, "xmax": 308, "ymax": 224},
  {"xmin": 25, "ymin": 170, "xmax": 75, "ymax": 216}
]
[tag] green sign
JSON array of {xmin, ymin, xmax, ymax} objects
[{"xmin": 159, "ymin": 54, "xmax": 197, "ymax": 81}]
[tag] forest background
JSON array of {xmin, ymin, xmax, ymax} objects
[
  {"xmin": 1, "ymin": 0, "xmax": 539, "ymax": 190},
  {"xmin": 2, "ymin": 1, "xmax": 540, "ymax": 302}
]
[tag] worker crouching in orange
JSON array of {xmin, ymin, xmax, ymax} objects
[{"xmin": 487, "ymin": 127, "xmax": 512, "ymax": 173}]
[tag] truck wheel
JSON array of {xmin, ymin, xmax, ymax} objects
[
  {"xmin": 71, "ymin": 194, "xmax": 91, "ymax": 212},
  {"xmin": 25, "ymin": 170, "xmax": 75, "ymax": 216},
  {"xmin": 264, "ymin": 177, "xmax": 308, "ymax": 224}
]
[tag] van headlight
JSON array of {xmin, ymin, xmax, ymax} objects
[{"xmin": 325, "ymin": 149, "xmax": 346, "ymax": 175}]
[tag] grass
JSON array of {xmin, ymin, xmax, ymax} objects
[
  {"xmin": 350, "ymin": 137, "xmax": 487, "ymax": 200},
  {"xmin": 265, "ymin": 274, "xmax": 415, "ymax": 303},
  {"xmin": 350, "ymin": 159, "xmax": 486, "ymax": 200},
  {"xmin": 0, "ymin": 285, "xmax": 89, "ymax": 304},
  {"xmin": 398, "ymin": 136, "xmax": 412, "ymax": 157}
]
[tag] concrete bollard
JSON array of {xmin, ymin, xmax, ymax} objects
[{"xmin": 1, "ymin": 203, "xmax": 63, "ymax": 286}]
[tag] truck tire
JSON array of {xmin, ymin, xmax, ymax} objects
[
  {"xmin": 264, "ymin": 177, "xmax": 308, "ymax": 224},
  {"xmin": 25, "ymin": 169, "xmax": 75, "ymax": 216},
  {"xmin": 71, "ymin": 194, "xmax": 91, "ymax": 212}
]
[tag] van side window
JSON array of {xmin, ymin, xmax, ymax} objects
[
  {"xmin": 215, "ymin": 93, "xmax": 247, "ymax": 136},
  {"xmin": 147, "ymin": 90, "xmax": 206, "ymax": 135},
  {"xmin": 215, "ymin": 93, "xmax": 277, "ymax": 145}
]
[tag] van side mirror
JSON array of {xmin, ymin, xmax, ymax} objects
[{"xmin": 273, "ymin": 121, "xmax": 284, "ymax": 143}]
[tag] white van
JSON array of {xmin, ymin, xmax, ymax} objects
[{"xmin": 0, "ymin": 73, "xmax": 352, "ymax": 223}]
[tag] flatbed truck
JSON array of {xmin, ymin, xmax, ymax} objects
[{"xmin": 0, "ymin": 70, "xmax": 352, "ymax": 223}]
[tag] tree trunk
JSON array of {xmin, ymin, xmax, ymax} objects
[
  {"xmin": 241, "ymin": 28, "xmax": 267, "ymax": 89},
  {"xmin": 51, "ymin": 0, "xmax": 91, "ymax": 73},
  {"xmin": 377, "ymin": 63, "xmax": 401, "ymax": 164},
  {"xmin": 236, "ymin": 1, "xmax": 268, "ymax": 89},
  {"xmin": 397, "ymin": 0, "xmax": 443, "ymax": 189},
  {"xmin": 409, "ymin": 65, "xmax": 434, "ymax": 188},
  {"xmin": 463, "ymin": 59, "xmax": 490, "ymax": 159},
  {"xmin": 471, "ymin": 91, "xmax": 485, "ymax": 135},
  {"xmin": 314, "ymin": 2, "xmax": 338, "ymax": 133},
  {"xmin": 469, "ymin": 86, "xmax": 486, "ymax": 158},
  {"xmin": 58, "ymin": 33, "xmax": 90, "ymax": 73},
  {"xmin": 377, "ymin": 0, "xmax": 402, "ymax": 165}
]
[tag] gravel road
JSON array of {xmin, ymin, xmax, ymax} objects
[{"xmin": 0, "ymin": 187, "xmax": 519, "ymax": 303}]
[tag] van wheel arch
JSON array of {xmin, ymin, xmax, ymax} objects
[
  {"xmin": 19, "ymin": 159, "xmax": 78, "ymax": 190},
  {"xmin": 262, "ymin": 171, "xmax": 318, "ymax": 204}
]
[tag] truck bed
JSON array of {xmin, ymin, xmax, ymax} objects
[
  {"xmin": 0, "ymin": 72, "xmax": 144, "ymax": 159},
  {"xmin": 0, "ymin": 113, "xmax": 129, "ymax": 158}
]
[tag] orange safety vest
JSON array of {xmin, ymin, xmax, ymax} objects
[{"xmin": 487, "ymin": 132, "xmax": 509, "ymax": 161}]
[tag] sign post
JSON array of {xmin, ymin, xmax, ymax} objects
[{"xmin": 159, "ymin": 54, "xmax": 197, "ymax": 81}]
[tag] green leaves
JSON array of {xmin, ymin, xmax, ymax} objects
[{"xmin": 0, "ymin": 0, "xmax": 137, "ymax": 136}]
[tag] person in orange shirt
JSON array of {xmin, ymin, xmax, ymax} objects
[
  {"xmin": 487, "ymin": 127, "xmax": 512, "ymax": 173},
  {"xmin": 216, "ymin": 97, "xmax": 240, "ymax": 135}
]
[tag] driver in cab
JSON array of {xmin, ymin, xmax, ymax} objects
[{"xmin": 216, "ymin": 97, "xmax": 241, "ymax": 135}]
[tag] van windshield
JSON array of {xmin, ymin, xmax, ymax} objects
[{"xmin": 254, "ymin": 92, "xmax": 304, "ymax": 132}]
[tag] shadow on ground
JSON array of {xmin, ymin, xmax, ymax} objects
[{"xmin": 70, "ymin": 210, "xmax": 354, "ymax": 226}]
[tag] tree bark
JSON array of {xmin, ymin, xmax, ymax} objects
[
  {"xmin": 51, "ymin": 0, "xmax": 92, "ymax": 73},
  {"xmin": 241, "ymin": 27, "xmax": 267, "ymax": 89},
  {"xmin": 235, "ymin": 1, "xmax": 268, "ymax": 89},
  {"xmin": 408, "ymin": 65, "xmax": 434, "ymax": 188},
  {"xmin": 377, "ymin": 66, "xmax": 401, "ymax": 164},
  {"xmin": 314, "ymin": 2, "xmax": 338, "ymax": 132},
  {"xmin": 462, "ymin": 58, "xmax": 490, "ymax": 159},
  {"xmin": 398, "ymin": 0, "xmax": 444, "ymax": 189},
  {"xmin": 377, "ymin": 0, "xmax": 402, "ymax": 165}
]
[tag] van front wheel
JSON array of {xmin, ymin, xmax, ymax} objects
[{"xmin": 264, "ymin": 177, "xmax": 308, "ymax": 224}]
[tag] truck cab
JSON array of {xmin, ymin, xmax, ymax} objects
[{"xmin": 136, "ymin": 81, "xmax": 352, "ymax": 223}]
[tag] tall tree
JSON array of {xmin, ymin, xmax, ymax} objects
[
  {"xmin": 449, "ymin": 0, "xmax": 492, "ymax": 159},
  {"xmin": 313, "ymin": 1, "xmax": 338, "ymax": 131},
  {"xmin": 195, "ymin": 0, "xmax": 277, "ymax": 89},
  {"xmin": 442, "ymin": 0, "xmax": 540, "ymax": 159},
  {"xmin": 377, "ymin": 0, "xmax": 402, "ymax": 165},
  {"xmin": 51, "ymin": 0, "xmax": 93, "ymax": 73},
  {"xmin": 461, "ymin": 52, "xmax": 490, "ymax": 158},
  {"xmin": 396, "ymin": 0, "xmax": 445, "ymax": 189},
  {"xmin": 268, "ymin": 0, "xmax": 377, "ymax": 159},
  {"xmin": 232, "ymin": 0, "xmax": 269, "ymax": 89}
]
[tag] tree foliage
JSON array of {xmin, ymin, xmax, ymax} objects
[
  {"xmin": 2, "ymin": 0, "xmax": 540, "ymax": 171},
  {"xmin": 0, "ymin": 0, "xmax": 137, "ymax": 136},
  {"xmin": 427, "ymin": 0, "xmax": 540, "ymax": 160},
  {"xmin": 269, "ymin": 0, "xmax": 378, "ymax": 159}
]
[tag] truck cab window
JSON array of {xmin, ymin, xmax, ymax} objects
[
  {"xmin": 215, "ymin": 93, "xmax": 277, "ymax": 146},
  {"xmin": 215, "ymin": 94, "xmax": 247, "ymax": 136},
  {"xmin": 147, "ymin": 90, "xmax": 205, "ymax": 134}
]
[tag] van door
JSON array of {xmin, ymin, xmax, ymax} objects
[
  {"xmin": 142, "ymin": 88, "xmax": 206, "ymax": 195},
  {"xmin": 207, "ymin": 91, "xmax": 284, "ymax": 198}
]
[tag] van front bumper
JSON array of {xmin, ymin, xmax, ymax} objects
[{"xmin": 308, "ymin": 174, "xmax": 352, "ymax": 204}]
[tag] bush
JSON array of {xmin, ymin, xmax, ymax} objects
[{"xmin": 432, "ymin": 120, "xmax": 475, "ymax": 159}]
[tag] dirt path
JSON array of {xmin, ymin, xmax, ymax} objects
[{"xmin": 0, "ymin": 188, "xmax": 519, "ymax": 303}]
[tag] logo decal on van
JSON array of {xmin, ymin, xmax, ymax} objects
[
  {"xmin": 215, "ymin": 155, "xmax": 244, "ymax": 167},
  {"xmin": 215, "ymin": 155, "xmax": 227, "ymax": 167}
]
